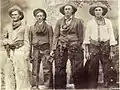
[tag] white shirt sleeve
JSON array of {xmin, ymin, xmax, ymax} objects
[{"xmin": 108, "ymin": 20, "xmax": 117, "ymax": 46}]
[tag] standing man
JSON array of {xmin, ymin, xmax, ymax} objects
[
  {"xmin": 83, "ymin": 3, "xmax": 117, "ymax": 88},
  {"xmin": 2, "ymin": 5, "xmax": 31, "ymax": 90},
  {"xmin": 29, "ymin": 8, "xmax": 53, "ymax": 90},
  {"xmin": 51, "ymin": 3, "xmax": 85, "ymax": 89}
]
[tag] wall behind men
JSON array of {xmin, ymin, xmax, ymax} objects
[{"xmin": 0, "ymin": 0, "xmax": 118, "ymax": 41}]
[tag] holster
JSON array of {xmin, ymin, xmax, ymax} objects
[{"xmin": 89, "ymin": 40, "xmax": 110, "ymax": 55}]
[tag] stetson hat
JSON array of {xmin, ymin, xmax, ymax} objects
[
  {"xmin": 89, "ymin": 2, "xmax": 108, "ymax": 16},
  {"xmin": 8, "ymin": 5, "xmax": 24, "ymax": 20},
  {"xmin": 60, "ymin": 2, "xmax": 77, "ymax": 15}
]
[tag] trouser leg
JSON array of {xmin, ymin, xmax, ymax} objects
[
  {"xmin": 54, "ymin": 46, "xmax": 68, "ymax": 89},
  {"xmin": 88, "ymin": 54, "xmax": 99, "ymax": 88},
  {"xmin": 100, "ymin": 54, "xmax": 110, "ymax": 85},
  {"xmin": 4, "ymin": 59, "xmax": 16, "ymax": 90},
  {"xmin": 32, "ymin": 48, "xmax": 41, "ymax": 88},
  {"xmin": 100, "ymin": 44, "xmax": 117, "ymax": 87},
  {"xmin": 13, "ymin": 47, "xmax": 31, "ymax": 90},
  {"xmin": 69, "ymin": 43, "xmax": 86, "ymax": 89},
  {"xmin": 4, "ymin": 50, "xmax": 16, "ymax": 90},
  {"xmin": 42, "ymin": 53, "xmax": 53, "ymax": 88},
  {"xmin": 101, "ymin": 54, "xmax": 117, "ymax": 87}
]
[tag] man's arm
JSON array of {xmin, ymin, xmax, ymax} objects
[
  {"xmin": 28, "ymin": 26, "xmax": 33, "ymax": 59},
  {"xmin": 76, "ymin": 19, "xmax": 84, "ymax": 44},
  {"xmin": 48, "ymin": 26, "xmax": 53, "ymax": 52},
  {"xmin": 108, "ymin": 20, "xmax": 117, "ymax": 59},
  {"xmin": 24, "ymin": 26, "xmax": 31, "ymax": 60},
  {"xmin": 52, "ymin": 20, "xmax": 60, "ymax": 51}
]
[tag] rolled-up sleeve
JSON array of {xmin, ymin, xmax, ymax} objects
[
  {"xmin": 108, "ymin": 20, "xmax": 117, "ymax": 46},
  {"xmin": 83, "ymin": 22, "xmax": 90, "ymax": 45}
]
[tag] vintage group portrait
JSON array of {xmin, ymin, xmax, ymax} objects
[{"xmin": 0, "ymin": 0, "xmax": 119, "ymax": 90}]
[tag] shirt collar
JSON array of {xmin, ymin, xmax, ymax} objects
[
  {"xmin": 38, "ymin": 21, "xmax": 43, "ymax": 25},
  {"xmin": 94, "ymin": 17, "xmax": 106, "ymax": 25},
  {"xmin": 64, "ymin": 15, "xmax": 73, "ymax": 20}
]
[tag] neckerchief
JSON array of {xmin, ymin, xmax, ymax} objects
[
  {"xmin": 61, "ymin": 16, "xmax": 73, "ymax": 33},
  {"xmin": 34, "ymin": 21, "xmax": 48, "ymax": 35},
  {"xmin": 12, "ymin": 21, "xmax": 21, "ymax": 30},
  {"xmin": 95, "ymin": 17, "xmax": 105, "ymax": 25}
]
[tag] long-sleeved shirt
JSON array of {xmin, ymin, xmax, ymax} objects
[
  {"xmin": 3, "ymin": 23, "xmax": 30, "ymax": 57},
  {"xmin": 83, "ymin": 18, "xmax": 117, "ymax": 46},
  {"xmin": 52, "ymin": 17, "xmax": 84, "ymax": 50}
]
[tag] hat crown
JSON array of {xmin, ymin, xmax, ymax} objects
[
  {"xmin": 64, "ymin": 1, "xmax": 77, "ymax": 8},
  {"xmin": 60, "ymin": 1, "xmax": 77, "ymax": 15},
  {"xmin": 92, "ymin": 2, "xmax": 107, "ymax": 8},
  {"xmin": 9, "ymin": 5, "xmax": 22, "ymax": 12}
]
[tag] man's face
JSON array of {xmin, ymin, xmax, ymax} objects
[
  {"xmin": 11, "ymin": 10, "xmax": 21, "ymax": 22},
  {"xmin": 94, "ymin": 7, "xmax": 103, "ymax": 17},
  {"xmin": 35, "ymin": 12, "xmax": 45, "ymax": 23},
  {"xmin": 64, "ymin": 5, "xmax": 73, "ymax": 16}
]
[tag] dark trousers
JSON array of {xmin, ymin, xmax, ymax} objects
[
  {"xmin": 54, "ymin": 42, "xmax": 86, "ymax": 89},
  {"xmin": 87, "ymin": 42, "xmax": 111, "ymax": 88},
  {"xmin": 31, "ymin": 46, "xmax": 53, "ymax": 88}
]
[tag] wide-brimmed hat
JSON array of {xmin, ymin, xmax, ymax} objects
[
  {"xmin": 60, "ymin": 2, "xmax": 77, "ymax": 15},
  {"xmin": 89, "ymin": 2, "xmax": 108, "ymax": 16},
  {"xmin": 8, "ymin": 5, "xmax": 24, "ymax": 20},
  {"xmin": 33, "ymin": 8, "xmax": 47, "ymax": 20}
]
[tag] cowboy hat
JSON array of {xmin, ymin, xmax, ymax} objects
[
  {"xmin": 89, "ymin": 2, "xmax": 108, "ymax": 16},
  {"xmin": 8, "ymin": 5, "xmax": 24, "ymax": 20},
  {"xmin": 33, "ymin": 8, "xmax": 47, "ymax": 20},
  {"xmin": 60, "ymin": 2, "xmax": 77, "ymax": 15}
]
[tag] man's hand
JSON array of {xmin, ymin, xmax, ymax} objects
[
  {"xmin": 109, "ymin": 51, "xmax": 114, "ymax": 60},
  {"xmin": 50, "ymin": 50, "xmax": 54, "ymax": 57},
  {"xmin": 109, "ymin": 46, "xmax": 115, "ymax": 60},
  {"xmin": 85, "ymin": 51, "xmax": 90, "ymax": 60},
  {"xmin": 2, "ymin": 39, "xmax": 14, "ymax": 46},
  {"xmin": 2, "ymin": 39, "xmax": 9, "ymax": 45},
  {"xmin": 84, "ymin": 45, "xmax": 90, "ymax": 60}
]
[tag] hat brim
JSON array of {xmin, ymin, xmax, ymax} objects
[
  {"xmin": 89, "ymin": 6, "xmax": 108, "ymax": 16},
  {"xmin": 60, "ymin": 4, "xmax": 77, "ymax": 15}
]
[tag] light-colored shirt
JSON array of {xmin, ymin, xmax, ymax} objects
[
  {"xmin": 3, "ymin": 23, "xmax": 30, "ymax": 57},
  {"xmin": 83, "ymin": 18, "xmax": 117, "ymax": 46}
]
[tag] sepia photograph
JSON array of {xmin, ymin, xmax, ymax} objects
[{"xmin": 0, "ymin": 0, "xmax": 119, "ymax": 90}]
